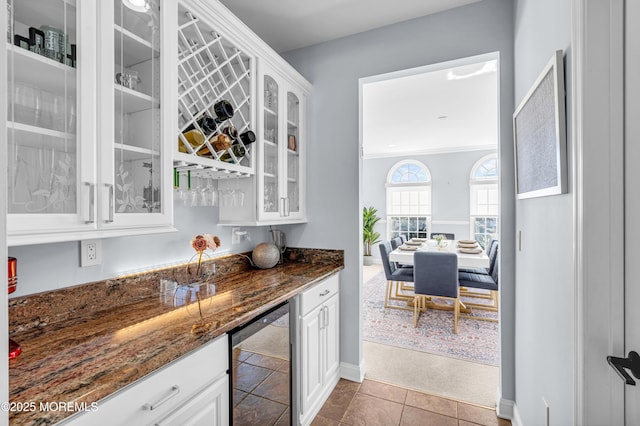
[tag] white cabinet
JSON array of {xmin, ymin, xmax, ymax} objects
[
  {"xmin": 298, "ymin": 274, "xmax": 340, "ymax": 425},
  {"xmin": 5, "ymin": 0, "xmax": 175, "ymax": 246},
  {"xmin": 217, "ymin": 61, "xmax": 308, "ymax": 225},
  {"xmin": 59, "ymin": 334, "xmax": 229, "ymax": 426}
]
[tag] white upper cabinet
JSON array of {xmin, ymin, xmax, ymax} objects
[
  {"xmin": 5, "ymin": 0, "xmax": 176, "ymax": 246},
  {"xmin": 98, "ymin": 0, "xmax": 175, "ymax": 230}
]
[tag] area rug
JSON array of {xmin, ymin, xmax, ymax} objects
[{"xmin": 363, "ymin": 271, "xmax": 500, "ymax": 366}]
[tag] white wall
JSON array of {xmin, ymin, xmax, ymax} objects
[
  {"xmin": 513, "ymin": 0, "xmax": 574, "ymax": 424},
  {"xmin": 283, "ymin": 0, "xmax": 516, "ymax": 401},
  {"xmin": 7, "ymin": 200, "xmax": 272, "ymax": 296},
  {"xmin": 363, "ymin": 149, "xmax": 496, "ymax": 261}
]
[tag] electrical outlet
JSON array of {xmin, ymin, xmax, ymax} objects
[{"xmin": 80, "ymin": 239, "xmax": 102, "ymax": 267}]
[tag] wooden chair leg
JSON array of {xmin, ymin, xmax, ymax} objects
[
  {"xmin": 413, "ymin": 295, "xmax": 421, "ymax": 327},
  {"xmin": 453, "ymin": 298, "xmax": 459, "ymax": 334}
]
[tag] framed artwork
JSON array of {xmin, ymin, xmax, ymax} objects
[
  {"xmin": 513, "ymin": 50, "xmax": 567, "ymax": 199},
  {"xmin": 288, "ymin": 134, "xmax": 296, "ymax": 151}
]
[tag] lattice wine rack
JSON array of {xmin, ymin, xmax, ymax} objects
[{"xmin": 175, "ymin": 5, "xmax": 254, "ymax": 179}]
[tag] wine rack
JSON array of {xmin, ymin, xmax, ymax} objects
[{"xmin": 175, "ymin": 5, "xmax": 254, "ymax": 179}]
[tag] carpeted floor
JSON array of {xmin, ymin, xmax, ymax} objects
[{"xmin": 364, "ymin": 270, "xmax": 500, "ymax": 366}]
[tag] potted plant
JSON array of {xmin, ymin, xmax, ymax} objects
[{"xmin": 363, "ymin": 206, "xmax": 382, "ymax": 261}]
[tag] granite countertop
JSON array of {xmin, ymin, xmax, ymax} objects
[{"xmin": 7, "ymin": 248, "xmax": 343, "ymax": 425}]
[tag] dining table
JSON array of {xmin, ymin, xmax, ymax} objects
[{"xmin": 388, "ymin": 239, "xmax": 490, "ymax": 269}]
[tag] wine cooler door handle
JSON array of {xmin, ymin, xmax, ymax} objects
[
  {"xmin": 84, "ymin": 182, "xmax": 95, "ymax": 224},
  {"xmin": 105, "ymin": 183, "xmax": 114, "ymax": 223}
]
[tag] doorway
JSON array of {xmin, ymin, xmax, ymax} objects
[{"xmin": 359, "ymin": 53, "xmax": 502, "ymax": 408}]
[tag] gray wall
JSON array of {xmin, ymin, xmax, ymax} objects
[
  {"xmin": 8, "ymin": 199, "xmax": 271, "ymax": 296},
  {"xmin": 513, "ymin": 0, "xmax": 574, "ymax": 425},
  {"xmin": 283, "ymin": 0, "xmax": 515, "ymax": 401},
  {"xmin": 363, "ymin": 149, "xmax": 496, "ymax": 261}
]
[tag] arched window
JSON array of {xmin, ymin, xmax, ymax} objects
[
  {"xmin": 469, "ymin": 154, "xmax": 499, "ymax": 248},
  {"xmin": 386, "ymin": 160, "xmax": 432, "ymax": 240}
]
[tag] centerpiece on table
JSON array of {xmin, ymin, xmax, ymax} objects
[{"xmin": 433, "ymin": 234, "xmax": 448, "ymax": 250}]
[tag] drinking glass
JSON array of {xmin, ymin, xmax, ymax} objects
[
  {"xmin": 52, "ymin": 94, "xmax": 66, "ymax": 132},
  {"xmin": 39, "ymin": 90, "xmax": 54, "ymax": 129},
  {"xmin": 67, "ymin": 96, "xmax": 76, "ymax": 133},
  {"xmin": 14, "ymin": 83, "xmax": 38, "ymax": 125}
]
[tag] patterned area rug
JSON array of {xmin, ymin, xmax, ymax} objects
[{"xmin": 364, "ymin": 271, "xmax": 500, "ymax": 366}]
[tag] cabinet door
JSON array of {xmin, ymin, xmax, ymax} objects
[
  {"xmin": 98, "ymin": 0, "xmax": 174, "ymax": 229},
  {"xmin": 258, "ymin": 65, "xmax": 283, "ymax": 221},
  {"xmin": 284, "ymin": 86, "xmax": 305, "ymax": 220},
  {"xmin": 300, "ymin": 303, "xmax": 324, "ymax": 416},
  {"xmin": 323, "ymin": 294, "xmax": 340, "ymax": 385},
  {"xmin": 6, "ymin": 0, "xmax": 97, "ymax": 241},
  {"xmin": 151, "ymin": 376, "xmax": 229, "ymax": 426}
]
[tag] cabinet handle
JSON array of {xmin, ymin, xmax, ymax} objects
[
  {"xmin": 324, "ymin": 306, "xmax": 329, "ymax": 328},
  {"xmin": 142, "ymin": 385, "xmax": 180, "ymax": 411},
  {"xmin": 105, "ymin": 183, "xmax": 114, "ymax": 223},
  {"xmin": 319, "ymin": 306, "xmax": 325, "ymax": 330},
  {"xmin": 280, "ymin": 197, "xmax": 286, "ymax": 217},
  {"xmin": 84, "ymin": 182, "xmax": 95, "ymax": 224},
  {"xmin": 285, "ymin": 197, "xmax": 290, "ymax": 216},
  {"xmin": 319, "ymin": 290, "xmax": 330, "ymax": 297}
]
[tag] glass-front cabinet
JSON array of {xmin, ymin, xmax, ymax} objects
[
  {"xmin": 256, "ymin": 63, "xmax": 305, "ymax": 223},
  {"xmin": 218, "ymin": 60, "xmax": 307, "ymax": 225},
  {"xmin": 5, "ymin": 0, "xmax": 175, "ymax": 245},
  {"xmin": 101, "ymin": 0, "xmax": 174, "ymax": 229},
  {"xmin": 6, "ymin": 0, "xmax": 88, "ymax": 241}
]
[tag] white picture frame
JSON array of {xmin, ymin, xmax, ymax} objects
[{"xmin": 513, "ymin": 50, "xmax": 567, "ymax": 199}]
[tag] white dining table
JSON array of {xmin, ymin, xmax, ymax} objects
[{"xmin": 388, "ymin": 240, "xmax": 490, "ymax": 269}]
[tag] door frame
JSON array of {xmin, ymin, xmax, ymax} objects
[{"xmin": 572, "ymin": 0, "xmax": 625, "ymax": 424}]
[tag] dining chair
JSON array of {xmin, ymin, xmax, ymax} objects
[
  {"xmin": 390, "ymin": 237, "xmax": 403, "ymax": 250},
  {"xmin": 413, "ymin": 251, "xmax": 460, "ymax": 333},
  {"xmin": 399, "ymin": 235, "xmax": 407, "ymax": 244},
  {"xmin": 459, "ymin": 239, "xmax": 497, "ymax": 275},
  {"xmin": 458, "ymin": 245, "xmax": 499, "ymax": 322},
  {"xmin": 379, "ymin": 241, "xmax": 414, "ymax": 310},
  {"xmin": 430, "ymin": 232, "xmax": 455, "ymax": 240}
]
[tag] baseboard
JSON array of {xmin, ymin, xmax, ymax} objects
[
  {"xmin": 340, "ymin": 360, "xmax": 365, "ymax": 382},
  {"xmin": 496, "ymin": 396, "xmax": 517, "ymax": 422},
  {"xmin": 497, "ymin": 397, "xmax": 523, "ymax": 426}
]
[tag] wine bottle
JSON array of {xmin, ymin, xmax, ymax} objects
[
  {"xmin": 178, "ymin": 129, "xmax": 205, "ymax": 153},
  {"xmin": 184, "ymin": 115, "xmax": 217, "ymax": 135},
  {"xmin": 220, "ymin": 141, "xmax": 249, "ymax": 163}
]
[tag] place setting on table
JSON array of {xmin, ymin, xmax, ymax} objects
[{"xmin": 389, "ymin": 237, "xmax": 490, "ymax": 269}]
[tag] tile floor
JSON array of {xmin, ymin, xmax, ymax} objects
[
  {"xmin": 233, "ymin": 349, "xmax": 291, "ymax": 426},
  {"xmin": 313, "ymin": 379, "xmax": 512, "ymax": 426}
]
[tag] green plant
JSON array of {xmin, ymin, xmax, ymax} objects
[{"xmin": 363, "ymin": 206, "xmax": 382, "ymax": 256}]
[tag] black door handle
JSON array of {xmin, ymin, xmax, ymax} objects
[{"xmin": 607, "ymin": 351, "xmax": 640, "ymax": 385}]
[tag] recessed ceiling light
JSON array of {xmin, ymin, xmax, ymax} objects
[
  {"xmin": 388, "ymin": 144, "xmax": 397, "ymax": 147},
  {"xmin": 123, "ymin": 0, "xmax": 150, "ymax": 13}
]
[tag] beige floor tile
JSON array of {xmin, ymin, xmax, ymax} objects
[
  {"xmin": 400, "ymin": 405, "xmax": 457, "ymax": 426},
  {"xmin": 405, "ymin": 390, "xmax": 457, "ymax": 418},
  {"xmin": 359, "ymin": 379, "xmax": 408, "ymax": 404},
  {"xmin": 341, "ymin": 393, "xmax": 404, "ymax": 426},
  {"xmin": 457, "ymin": 402, "xmax": 503, "ymax": 426},
  {"xmin": 317, "ymin": 379, "xmax": 360, "ymax": 422}
]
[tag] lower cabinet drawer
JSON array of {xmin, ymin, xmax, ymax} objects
[
  {"xmin": 299, "ymin": 273, "xmax": 339, "ymax": 315},
  {"xmin": 60, "ymin": 334, "xmax": 228, "ymax": 426}
]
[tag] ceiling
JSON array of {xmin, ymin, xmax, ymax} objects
[
  {"xmin": 218, "ymin": 0, "xmax": 497, "ymax": 158},
  {"xmin": 218, "ymin": 0, "xmax": 482, "ymax": 53},
  {"xmin": 362, "ymin": 59, "xmax": 498, "ymax": 158}
]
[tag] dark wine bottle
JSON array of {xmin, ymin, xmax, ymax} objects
[
  {"xmin": 184, "ymin": 115, "xmax": 217, "ymax": 135},
  {"xmin": 220, "ymin": 142, "xmax": 247, "ymax": 163}
]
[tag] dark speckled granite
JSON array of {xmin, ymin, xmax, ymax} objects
[{"xmin": 8, "ymin": 248, "xmax": 343, "ymax": 425}]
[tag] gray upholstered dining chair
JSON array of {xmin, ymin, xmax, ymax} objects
[
  {"xmin": 459, "ymin": 239, "xmax": 498, "ymax": 275},
  {"xmin": 390, "ymin": 236, "xmax": 403, "ymax": 250},
  {"xmin": 379, "ymin": 241, "xmax": 414, "ymax": 310},
  {"xmin": 430, "ymin": 232, "xmax": 455, "ymax": 240},
  {"xmin": 458, "ymin": 244, "xmax": 499, "ymax": 321},
  {"xmin": 399, "ymin": 234, "xmax": 408, "ymax": 244},
  {"xmin": 413, "ymin": 251, "xmax": 460, "ymax": 333}
]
